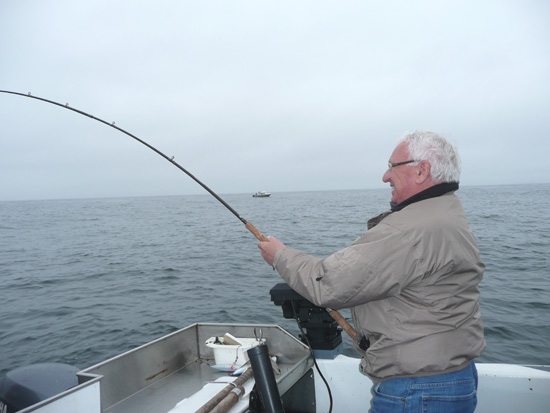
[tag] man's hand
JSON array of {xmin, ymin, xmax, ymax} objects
[{"xmin": 258, "ymin": 236, "xmax": 286, "ymax": 267}]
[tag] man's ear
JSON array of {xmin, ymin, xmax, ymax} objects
[{"xmin": 416, "ymin": 161, "xmax": 431, "ymax": 184}]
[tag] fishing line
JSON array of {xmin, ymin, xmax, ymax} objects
[{"xmin": 0, "ymin": 90, "xmax": 267, "ymax": 241}]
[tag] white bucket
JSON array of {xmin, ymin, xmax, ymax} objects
[{"xmin": 205, "ymin": 333, "xmax": 265, "ymax": 367}]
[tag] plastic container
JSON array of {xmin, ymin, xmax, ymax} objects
[{"xmin": 205, "ymin": 333, "xmax": 265, "ymax": 367}]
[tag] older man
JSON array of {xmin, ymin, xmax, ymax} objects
[{"xmin": 258, "ymin": 131, "xmax": 485, "ymax": 412}]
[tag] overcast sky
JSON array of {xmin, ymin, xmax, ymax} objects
[{"xmin": 1, "ymin": 1, "xmax": 548, "ymax": 201}]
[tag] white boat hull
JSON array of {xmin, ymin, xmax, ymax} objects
[{"xmin": 313, "ymin": 356, "xmax": 550, "ymax": 413}]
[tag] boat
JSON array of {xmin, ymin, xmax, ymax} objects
[
  {"xmin": 1, "ymin": 283, "xmax": 549, "ymax": 413},
  {"xmin": 253, "ymin": 191, "xmax": 271, "ymax": 198}
]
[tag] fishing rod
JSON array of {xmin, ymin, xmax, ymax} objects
[
  {"xmin": 0, "ymin": 89, "xmax": 357, "ymax": 339},
  {"xmin": 0, "ymin": 90, "xmax": 267, "ymax": 241}
]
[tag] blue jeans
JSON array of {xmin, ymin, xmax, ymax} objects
[{"xmin": 370, "ymin": 362, "xmax": 478, "ymax": 412}]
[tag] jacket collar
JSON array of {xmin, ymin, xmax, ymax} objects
[{"xmin": 390, "ymin": 182, "xmax": 459, "ymax": 212}]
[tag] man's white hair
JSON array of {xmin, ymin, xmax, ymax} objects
[{"xmin": 398, "ymin": 131, "xmax": 461, "ymax": 183}]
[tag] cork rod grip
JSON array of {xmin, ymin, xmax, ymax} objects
[
  {"xmin": 329, "ymin": 309, "xmax": 357, "ymax": 339},
  {"xmin": 246, "ymin": 221, "xmax": 269, "ymax": 242}
]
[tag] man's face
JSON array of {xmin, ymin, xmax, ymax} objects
[{"xmin": 382, "ymin": 142, "xmax": 419, "ymax": 205}]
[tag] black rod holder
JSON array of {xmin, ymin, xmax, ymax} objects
[{"xmin": 247, "ymin": 343, "xmax": 284, "ymax": 413}]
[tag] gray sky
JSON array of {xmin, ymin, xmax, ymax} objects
[{"xmin": 1, "ymin": 0, "xmax": 549, "ymax": 201}]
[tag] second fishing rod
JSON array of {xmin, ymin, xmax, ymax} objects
[{"xmin": 0, "ymin": 89, "xmax": 357, "ymax": 339}]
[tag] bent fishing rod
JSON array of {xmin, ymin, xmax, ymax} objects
[
  {"xmin": 0, "ymin": 89, "xmax": 357, "ymax": 339},
  {"xmin": 0, "ymin": 90, "xmax": 267, "ymax": 241}
]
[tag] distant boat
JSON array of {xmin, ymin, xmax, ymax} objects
[{"xmin": 252, "ymin": 191, "xmax": 271, "ymax": 198}]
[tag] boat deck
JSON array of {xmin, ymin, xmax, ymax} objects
[
  {"xmin": 17, "ymin": 323, "xmax": 550, "ymax": 413},
  {"xmin": 21, "ymin": 323, "xmax": 312, "ymax": 413}
]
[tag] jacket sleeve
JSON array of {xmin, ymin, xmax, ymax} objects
[{"xmin": 273, "ymin": 223, "xmax": 424, "ymax": 310}]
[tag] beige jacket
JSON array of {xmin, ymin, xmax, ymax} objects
[{"xmin": 273, "ymin": 191, "xmax": 486, "ymax": 381}]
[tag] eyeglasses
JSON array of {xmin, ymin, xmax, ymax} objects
[{"xmin": 387, "ymin": 159, "xmax": 416, "ymax": 172}]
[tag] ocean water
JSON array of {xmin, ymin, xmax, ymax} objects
[{"xmin": 1, "ymin": 185, "xmax": 549, "ymax": 376}]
